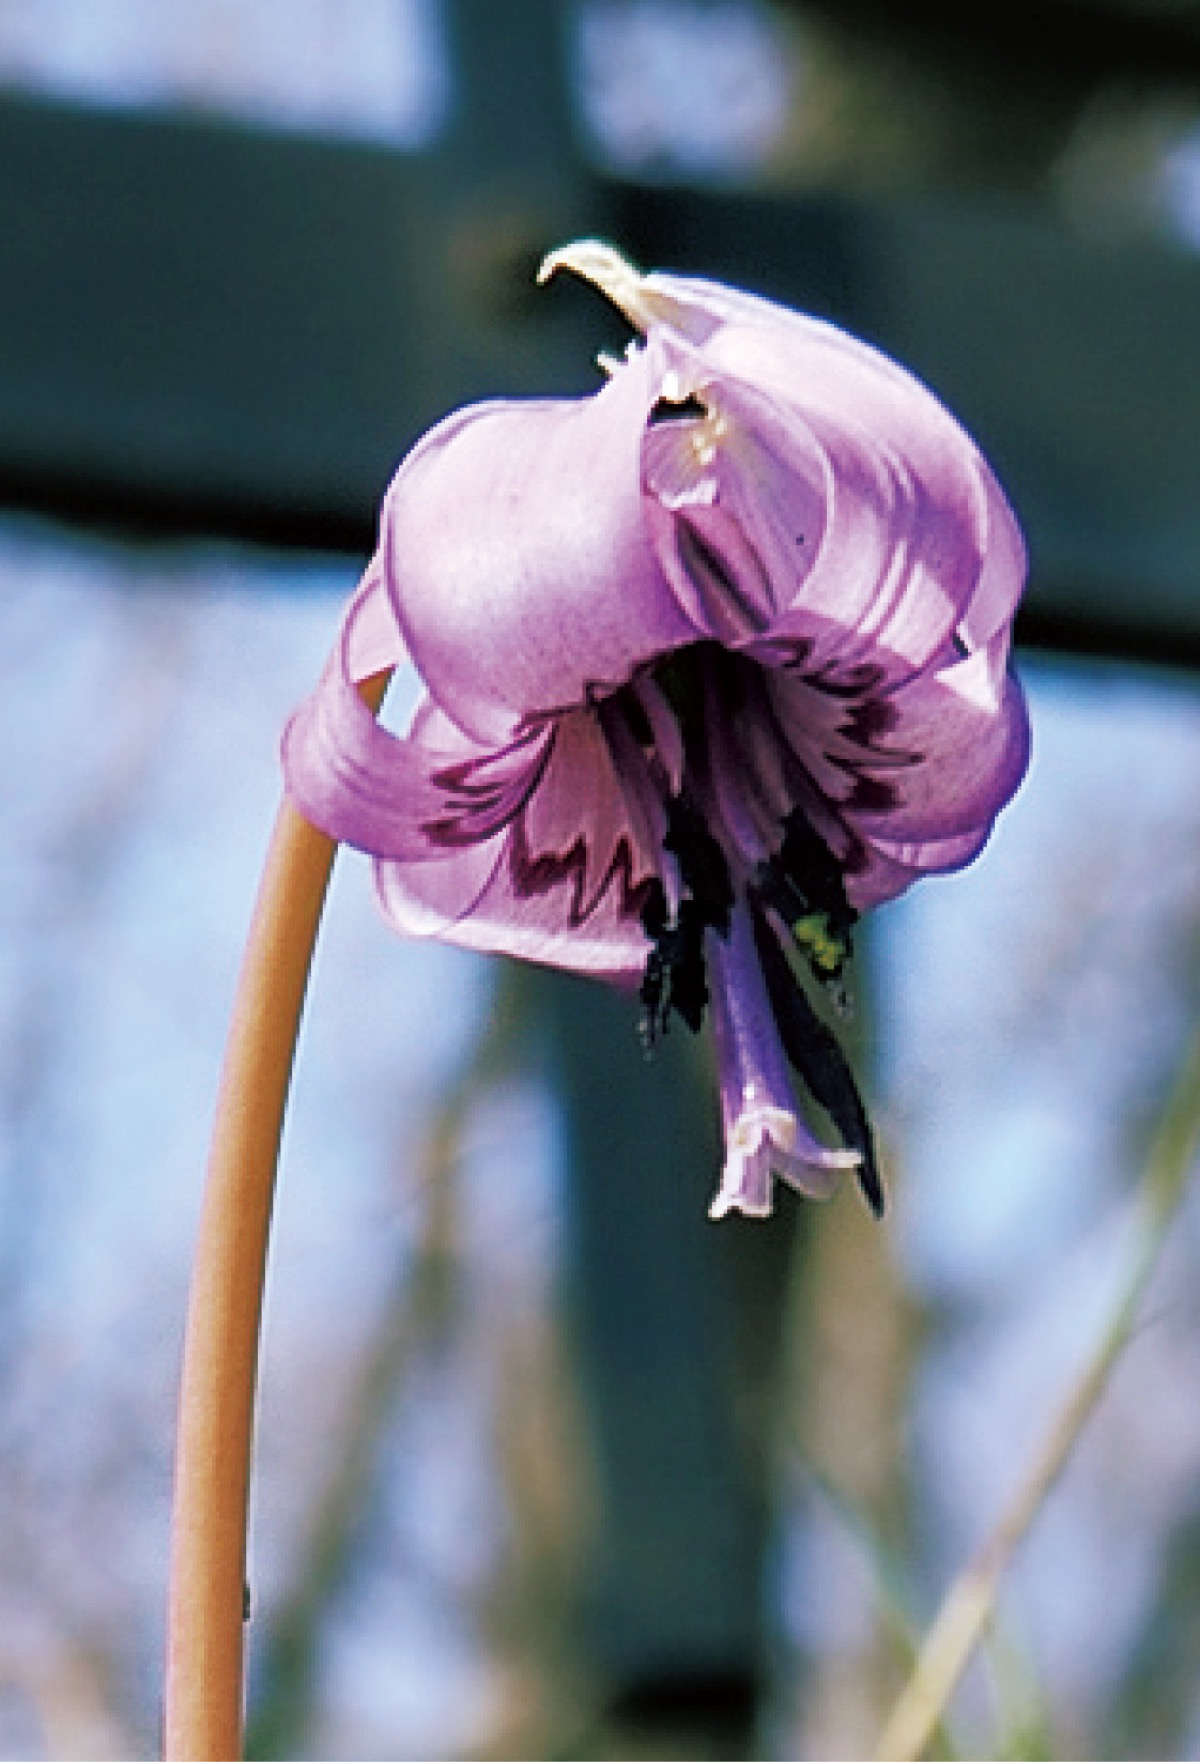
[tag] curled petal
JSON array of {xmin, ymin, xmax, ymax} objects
[
  {"xmin": 283, "ymin": 572, "xmax": 658, "ymax": 977},
  {"xmin": 282, "ymin": 568, "xmax": 442, "ymax": 858},
  {"xmin": 707, "ymin": 905, "xmax": 858, "ymax": 1220},
  {"xmin": 850, "ymin": 827, "xmax": 1003, "ymax": 908},
  {"xmin": 378, "ymin": 344, "xmax": 697, "ymax": 746},
  {"xmin": 374, "ymin": 699, "xmax": 661, "ymax": 982},
  {"xmin": 639, "ymin": 263, "xmax": 989, "ymax": 493},
  {"xmin": 645, "ymin": 340, "xmax": 996, "ymax": 686},
  {"xmin": 685, "ymin": 638, "xmax": 1027, "ymax": 913},
  {"xmin": 680, "ymin": 289, "xmax": 1028, "ymax": 684},
  {"xmin": 756, "ymin": 632, "xmax": 1030, "ymax": 902},
  {"xmin": 543, "ymin": 241, "xmax": 1027, "ymax": 694},
  {"xmin": 282, "ymin": 569, "xmax": 547, "ymax": 861},
  {"xmin": 643, "ymin": 372, "xmax": 827, "ymax": 646},
  {"xmin": 844, "ymin": 642, "xmax": 1031, "ymax": 848},
  {"xmin": 955, "ymin": 464, "xmax": 1029, "ymax": 653},
  {"xmin": 542, "ymin": 244, "xmax": 828, "ymax": 357}
]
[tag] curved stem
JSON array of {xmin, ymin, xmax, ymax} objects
[{"xmin": 165, "ymin": 675, "xmax": 387, "ymax": 1761}]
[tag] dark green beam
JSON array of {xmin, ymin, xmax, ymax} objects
[
  {"xmin": 1, "ymin": 93, "xmax": 1199, "ymax": 662},
  {"xmin": 792, "ymin": 0, "xmax": 1200, "ymax": 91},
  {"xmin": 0, "ymin": 81, "xmax": 600, "ymax": 551}
]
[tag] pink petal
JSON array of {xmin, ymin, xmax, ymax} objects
[
  {"xmin": 707, "ymin": 905, "xmax": 858, "ymax": 1219},
  {"xmin": 283, "ymin": 569, "xmax": 549, "ymax": 861},
  {"xmin": 644, "ymin": 335, "xmax": 998, "ymax": 687},
  {"xmin": 761, "ymin": 633, "xmax": 1029, "ymax": 857},
  {"xmin": 283, "ymin": 551, "xmax": 666, "ymax": 980},
  {"xmin": 377, "ymin": 342, "xmax": 698, "ymax": 747},
  {"xmin": 643, "ymin": 268, "xmax": 988, "ymax": 489},
  {"xmin": 374, "ymin": 698, "xmax": 661, "ymax": 982},
  {"xmin": 853, "ymin": 657, "xmax": 1028, "ymax": 854}
]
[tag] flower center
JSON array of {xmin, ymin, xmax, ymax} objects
[
  {"xmin": 614, "ymin": 641, "xmax": 880, "ymax": 1213},
  {"xmin": 637, "ymin": 792, "xmax": 732, "ymax": 1044},
  {"xmin": 626, "ymin": 644, "xmax": 859, "ymax": 1035}
]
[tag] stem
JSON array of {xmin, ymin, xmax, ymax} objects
[
  {"xmin": 874, "ymin": 1021, "xmax": 1200, "ymax": 1762},
  {"xmin": 165, "ymin": 675, "xmax": 387, "ymax": 1761}
]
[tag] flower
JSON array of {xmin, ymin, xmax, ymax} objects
[{"xmin": 284, "ymin": 240, "xmax": 1029, "ymax": 1220}]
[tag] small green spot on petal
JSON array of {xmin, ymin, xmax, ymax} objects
[{"xmin": 790, "ymin": 912, "xmax": 849, "ymax": 977}]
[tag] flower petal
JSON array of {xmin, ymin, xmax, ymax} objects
[
  {"xmin": 844, "ymin": 641, "xmax": 1031, "ymax": 848},
  {"xmin": 283, "ymin": 568, "xmax": 435, "ymax": 857},
  {"xmin": 374, "ymin": 697, "xmax": 662, "ymax": 982},
  {"xmin": 377, "ymin": 342, "xmax": 697, "ymax": 746},
  {"xmin": 282, "ymin": 568, "xmax": 548, "ymax": 861},
  {"xmin": 283, "ymin": 539, "xmax": 668, "ymax": 980},
  {"xmin": 758, "ymin": 630, "xmax": 1030, "ymax": 880},
  {"xmin": 707, "ymin": 904, "xmax": 857, "ymax": 1219},
  {"xmin": 644, "ymin": 337, "xmax": 999, "ymax": 687}
]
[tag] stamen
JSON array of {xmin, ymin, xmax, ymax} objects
[
  {"xmin": 750, "ymin": 902, "xmax": 885, "ymax": 1217},
  {"xmin": 639, "ymin": 887, "xmax": 709, "ymax": 1043},
  {"xmin": 690, "ymin": 409, "xmax": 726, "ymax": 467},
  {"xmin": 662, "ymin": 794, "xmax": 733, "ymax": 937},
  {"xmin": 637, "ymin": 793, "xmax": 734, "ymax": 1044}
]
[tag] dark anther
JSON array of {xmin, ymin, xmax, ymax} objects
[
  {"xmin": 638, "ymin": 796, "xmax": 733, "ymax": 1045},
  {"xmin": 639, "ymin": 889, "xmax": 709, "ymax": 1042},
  {"xmin": 778, "ymin": 808, "xmax": 854, "ymax": 922},
  {"xmin": 639, "ymin": 944, "xmax": 668, "ymax": 1044},
  {"xmin": 751, "ymin": 903, "xmax": 885, "ymax": 1217},
  {"xmin": 653, "ymin": 643, "xmax": 706, "ymax": 735},
  {"xmin": 663, "ymin": 794, "xmax": 733, "ymax": 937},
  {"xmin": 639, "ymin": 879, "xmax": 670, "ymax": 1040},
  {"xmin": 621, "ymin": 689, "xmax": 655, "ymax": 749},
  {"xmin": 667, "ymin": 900, "xmax": 712, "ymax": 1030}
]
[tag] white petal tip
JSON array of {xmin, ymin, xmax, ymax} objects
[
  {"xmin": 538, "ymin": 238, "xmax": 667, "ymax": 333},
  {"xmin": 823, "ymin": 1149, "xmax": 867, "ymax": 1171},
  {"xmin": 708, "ymin": 1193, "xmax": 772, "ymax": 1223},
  {"xmin": 708, "ymin": 1142, "xmax": 862, "ymax": 1222},
  {"xmin": 538, "ymin": 236, "xmax": 637, "ymax": 287}
]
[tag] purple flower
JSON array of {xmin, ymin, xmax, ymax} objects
[{"xmin": 284, "ymin": 241, "xmax": 1029, "ymax": 1220}]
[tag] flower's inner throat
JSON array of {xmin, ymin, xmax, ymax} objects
[
  {"xmin": 624, "ymin": 646, "xmax": 882, "ymax": 1215},
  {"xmin": 628, "ymin": 645, "xmax": 859, "ymax": 1032},
  {"xmin": 636, "ymin": 786, "xmax": 858, "ymax": 1042},
  {"xmin": 638, "ymin": 792, "xmax": 733, "ymax": 1043}
]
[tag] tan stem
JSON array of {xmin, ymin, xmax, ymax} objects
[{"xmin": 165, "ymin": 674, "xmax": 387, "ymax": 1761}]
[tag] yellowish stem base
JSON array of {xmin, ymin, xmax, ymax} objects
[{"xmin": 165, "ymin": 675, "xmax": 387, "ymax": 1761}]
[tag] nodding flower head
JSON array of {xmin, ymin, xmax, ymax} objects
[{"xmin": 284, "ymin": 240, "xmax": 1030, "ymax": 1220}]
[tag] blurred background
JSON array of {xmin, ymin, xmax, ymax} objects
[{"xmin": 3, "ymin": 2, "xmax": 1200, "ymax": 1757}]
